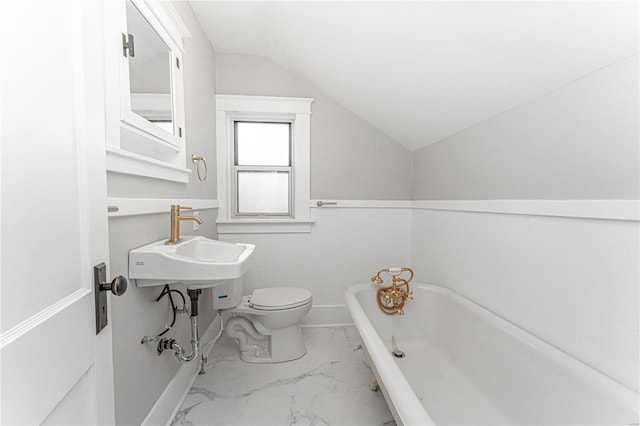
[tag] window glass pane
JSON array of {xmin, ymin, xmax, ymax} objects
[
  {"xmin": 237, "ymin": 171, "xmax": 289, "ymax": 215},
  {"xmin": 236, "ymin": 122, "xmax": 290, "ymax": 166}
]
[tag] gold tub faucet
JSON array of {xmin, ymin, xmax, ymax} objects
[
  {"xmin": 371, "ymin": 267, "xmax": 414, "ymax": 315},
  {"xmin": 166, "ymin": 204, "xmax": 203, "ymax": 244}
]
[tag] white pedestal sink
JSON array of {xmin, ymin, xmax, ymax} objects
[{"xmin": 129, "ymin": 236, "xmax": 255, "ymax": 289}]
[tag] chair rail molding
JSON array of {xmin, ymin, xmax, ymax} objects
[
  {"xmin": 107, "ymin": 198, "xmax": 218, "ymax": 217},
  {"xmin": 412, "ymin": 200, "xmax": 639, "ymax": 221}
]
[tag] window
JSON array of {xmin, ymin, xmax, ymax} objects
[
  {"xmin": 216, "ymin": 95, "xmax": 314, "ymax": 233},
  {"xmin": 234, "ymin": 122, "xmax": 292, "ymax": 216}
]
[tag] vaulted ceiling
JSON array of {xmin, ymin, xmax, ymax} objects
[{"xmin": 190, "ymin": 1, "xmax": 638, "ymax": 151}]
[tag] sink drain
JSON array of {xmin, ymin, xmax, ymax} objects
[{"xmin": 391, "ymin": 335, "xmax": 405, "ymax": 358}]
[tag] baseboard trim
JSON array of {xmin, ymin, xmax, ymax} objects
[
  {"xmin": 300, "ymin": 304, "xmax": 353, "ymax": 327},
  {"xmin": 141, "ymin": 315, "xmax": 221, "ymax": 426},
  {"xmin": 141, "ymin": 307, "xmax": 351, "ymax": 425}
]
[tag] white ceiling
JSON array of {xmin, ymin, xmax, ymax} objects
[{"xmin": 190, "ymin": 1, "xmax": 638, "ymax": 151}]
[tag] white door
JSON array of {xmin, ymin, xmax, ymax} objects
[{"xmin": 1, "ymin": 0, "xmax": 117, "ymax": 424}]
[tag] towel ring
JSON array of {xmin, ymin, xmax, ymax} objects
[{"xmin": 191, "ymin": 155, "xmax": 208, "ymax": 182}]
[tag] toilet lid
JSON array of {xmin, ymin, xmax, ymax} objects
[{"xmin": 250, "ymin": 287, "xmax": 313, "ymax": 311}]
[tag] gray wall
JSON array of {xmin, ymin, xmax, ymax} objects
[
  {"xmin": 215, "ymin": 53, "xmax": 412, "ymax": 200},
  {"xmin": 410, "ymin": 54, "xmax": 639, "ymax": 391},
  {"xmin": 412, "ymin": 54, "xmax": 639, "ymax": 200},
  {"xmin": 107, "ymin": 3, "xmax": 218, "ymax": 424}
]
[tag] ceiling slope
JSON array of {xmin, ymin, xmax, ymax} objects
[{"xmin": 190, "ymin": 1, "xmax": 638, "ymax": 151}]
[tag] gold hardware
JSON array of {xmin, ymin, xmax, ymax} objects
[
  {"xmin": 370, "ymin": 267, "xmax": 414, "ymax": 315},
  {"xmin": 165, "ymin": 204, "xmax": 203, "ymax": 244},
  {"xmin": 316, "ymin": 201, "xmax": 338, "ymax": 207},
  {"xmin": 191, "ymin": 155, "xmax": 208, "ymax": 182},
  {"xmin": 107, "ymin": 205, "xmax": 119, "ymax": 213}
]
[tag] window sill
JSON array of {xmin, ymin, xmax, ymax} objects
[{"xmin": 216, "ymin": 219, "xmax": 315, "ymax": 234}]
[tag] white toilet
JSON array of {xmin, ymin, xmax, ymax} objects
[{"xmin": 212, "ymin": 280, "xmax": 312, "ymax": 363}]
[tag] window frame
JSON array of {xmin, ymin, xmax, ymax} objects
[
  {"xmin": 233, "ymin": 120, "xmax": 293, "ymax": 217},
  {"xmin": 215, "ymin": 95, "xmax": 314, "ymax": 234}
]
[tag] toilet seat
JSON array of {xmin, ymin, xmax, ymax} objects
[{"xmin": 249, "ymin": 287, "xmax": 312, "ymax": 311}]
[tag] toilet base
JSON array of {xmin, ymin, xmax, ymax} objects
[{"xmin": 238, "ymin": 323, "xmax": 307, "ymax": 364}]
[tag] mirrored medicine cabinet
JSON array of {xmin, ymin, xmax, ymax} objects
[
  {"xmin": 106, "ymin": 0, "xmax": 191, "ymax": 183},
  {"xmin": 126, "ymin": 1, "xmax": 174, "ymax": 135},
  {"xmin": 121, "ymin": 0, "xmax": 184, "ymax": 147}
]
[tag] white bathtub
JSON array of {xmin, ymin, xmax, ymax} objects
[{"xmin": 345, "ymin": 283, "xmax": 639, "ymax": 425}]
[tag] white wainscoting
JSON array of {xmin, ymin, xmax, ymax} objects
[
  {"xmin": 221, "ymin": 204, "xmax": 413, "ymax": 325},
  {"xmin": 411, "ymin": 207, "xmax": 639, "ymax": 392},
  {"xmin": 105, "ymin": 196, "xmax": 639, "ymax": 365}
]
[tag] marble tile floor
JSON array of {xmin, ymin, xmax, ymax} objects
[{"xmin": 172, "ymin": 326, "xmax": 396, "ymax": 426}]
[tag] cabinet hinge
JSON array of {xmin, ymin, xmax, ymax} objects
[
  {"xmin": 179, "ymin": 127, "xmax": 183, "ymax": 137},
  {"xmin": 176, "ymin": 57, "xmax": 180, "ymax": 69},
  {"xmin": 122, "ymin": 33, "xmax": 135, "ymax": 57}
]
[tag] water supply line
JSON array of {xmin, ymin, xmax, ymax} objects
[
  {"xmin": 141, "ymin": 284, "xmax": 188, "ymax": 344},
  {"xmin": 157, "ymin": 289, "xmax": 202, "ymax": 363}
]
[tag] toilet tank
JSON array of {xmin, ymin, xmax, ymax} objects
[{"xmin": 212, "ymin": 278, "xmax": 244, "ymax": 310}]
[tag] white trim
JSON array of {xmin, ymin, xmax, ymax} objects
[
  {"xmin": 412, "ymin": 199, "xmax": 639, "ymax": 221},
  {"xmin": 306, "ymin": 199, "xmax": 639, "ymax": 220},
  {"xmin": 106, "ymin": 147, "xmax": 190, "ymax": 183},
  {"xmin": 107, "ymin": 198, "xmax": 218, "ymax": 217},
  {"xmin": 216, "ymin": 95, "xmax": 313, "ymax": 114},
  {"xmin": 119, "ymin": 122, "xmax": 181, "ymax": 154},
  {"xmin": 0, "ymin": 288, "xmax": 91, "ymax": 348},
  {"xmin": 129, "ymin": 93, "xmax": 173, "ymax": 123},
  {"xmin": 141, "ymin": 317, "xmax": 221, "ymax": 426},
  {"xmin": 196, "ymin": 199, "xmax": 639, "ymax": 221},
  {"xmin": 311, "ymin": 199, "xmax": 412, "ymax": 209},
  {"xmin": 151, "ymin": 1, "xmax": 192, "ymax": 51},
  {"xmin": 216, "ymin": 219, "xmax": 314, "ymax": 234}
]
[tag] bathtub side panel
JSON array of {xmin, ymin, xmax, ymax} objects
[{"xmin": 345, "ymin": 285, "xmax": 435, "ymax": 425}]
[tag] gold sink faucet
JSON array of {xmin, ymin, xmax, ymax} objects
[{"xmin": 166, "ymin": 205, "xmax": 203, "ymax": 245}]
